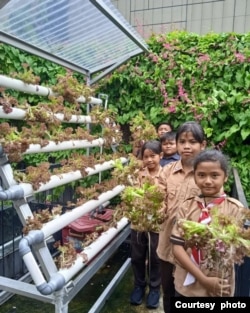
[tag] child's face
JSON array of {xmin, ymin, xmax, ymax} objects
[
  {"xmin": 177, "ymin": 131, "xmax": 206, "ymax": 163},
  {"xmin": 161, "ymin": 139, "xmax": 177, "ymax": 156},
  {"xmin": 157, "ymin": 124, "xmax": 172, "ymax": 138},
  {"xmin": 142, "ymin": 148, "xmax": 161, "ymax": 171},
  {"xmin": 194, "ymin": 161, "xmax": 228, "ymax": 197}
]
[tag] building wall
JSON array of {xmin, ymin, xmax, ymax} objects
[{"xmin": 111, "ymin": 0, "xmax": 250, "ymax": 38}]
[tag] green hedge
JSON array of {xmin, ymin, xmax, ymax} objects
[
  {"xmin": 97, "ymin": 31, "xmax": 250, "ymax": 203},
  {"xmin": 0, "ymin": 32, "xmax": 249, "ymax": 203}
]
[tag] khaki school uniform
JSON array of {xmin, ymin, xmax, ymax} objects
[
  {"xmin": 170, "ymin": 196, "xmax": 244, "ymax": 297},
  {"xmin": 157, "ymin": 160, "xmax": 200, "ymax": 263}
]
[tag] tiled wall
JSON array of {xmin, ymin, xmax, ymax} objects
[{"xmin": 111, "ymin": 0, "xmax": 250, "ymax": 38}]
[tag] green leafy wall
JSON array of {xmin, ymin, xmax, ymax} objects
[
  {"xmin": 0, "ymin": 32, "xmax": 249, "ymax": 203},
  {"xmin": 98, "ymin": 31, "xmax": 250, "ymax": 202}
]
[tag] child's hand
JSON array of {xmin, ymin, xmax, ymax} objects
[{"xmin": 201, "ymin": 276, "xmax": 231, "ymax": 296}]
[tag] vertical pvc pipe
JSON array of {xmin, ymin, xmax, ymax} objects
[{"xmin": 23, "ymin": 252, "xmax": 46, "ymax": 286}]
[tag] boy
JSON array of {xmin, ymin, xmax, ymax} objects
[
  {"xmin": 159, "ymin": 131, "xmax": 180, "ymax": 167},
  {"xmin": 156, "ymin": 122, "xmax": 172, "ymax": 138}
]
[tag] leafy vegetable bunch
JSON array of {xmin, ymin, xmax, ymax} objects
[
  {"xmin": 112, "ymin": 154, "xmax": 143, "ymax": 185},
  {"xmin": 177, "ymin": 207, "xmax": 250, "ymax": 275},
  {"xmin": 129, "ymin": 112, "xmax": 157, "ymax": 155},
  {"xmin": 120, "ymin": 177, "xmax": 165, "ymax": 232}
]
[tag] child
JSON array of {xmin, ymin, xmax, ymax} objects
[
  {"xmin": 170, "ymin": 149, "xmax": 245, "ymax": 297},
  {"xmin": 160, "ymin": 131, "xmax": 180, "ymax": 167},
  {"xmin": 130, "ymin": 140, "xmax": 163, "ymax": 309},
  {"xmin": 156, "ymin": 122, "xmax": 173, "ymax": 138},
  {"xmin": 157, "ymin": 121, "xmax": 206, "ymax": 313}
]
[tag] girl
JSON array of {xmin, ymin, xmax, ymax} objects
[
  {"xmin": 157, "ymin": 121, "xmax": 206, "ymax": 313},
  {"xmin": 171, "ymin": 149, "xmax": 245, "ymax": 297},
  {"xmin": 130, "ymin": 140, "xmax": 163, "ymax": 309}
]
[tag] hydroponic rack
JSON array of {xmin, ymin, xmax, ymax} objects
[
  {"xmin": 0, "ymin": 73, "xmax": 130, "ymax": 313},
  {"xmin": 0, "ymin": 1, "xmax": 148, "ymax": 311}
]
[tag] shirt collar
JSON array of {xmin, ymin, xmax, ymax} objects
[
  {"xmin": 172, "ymin": 159, "xmax": 194, "ymax": 175},
  {"xmin": 141, "ymin": 166, "xmax": 162, "ymax": 178},
  {"xmin": 172, "ymin": 159, "xmax": 184, "ymax": 173},
  {"xmin": 162, "ymin": 153, "xmax": 180, "ymax": 160}
]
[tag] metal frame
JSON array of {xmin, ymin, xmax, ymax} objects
[
  {"xmin": 0, "ymin": 73, "xmax": 132, "ymax": 312},
  {"xmin": 0, "ymin": 31, "xmax": 89, "ymax": 76},
  {"xmin": 0, "ymin": 224, "xmax": 131, "ymax": 312}
]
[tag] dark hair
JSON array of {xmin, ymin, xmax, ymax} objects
[
  {"xmin": 160, "ymin": 131, "xmax": 176, "ymax": 143},
  {"xmin": 193, "ymin": 149, "xmax": 229, "ymax": 175},
  {"xmin": 141, "ymin": 140, "xmax": 162, "ymax": 156},
  {"xmin": 156, "ymin": 122, "xmax": 173, "ymax": 131},
  {"xmin": 176, "ymin": 121, "xmax": 205, "ymax": 143}
]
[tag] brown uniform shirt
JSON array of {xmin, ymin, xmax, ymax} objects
[
  {"xmin": 170, "ymin": 196, "xmax": 244, "ymax": 297},
  {"xmin": 156, "ymin": 160, "xmax": 201, "ymax": 263},
  {"xmin": 138, "ymin": 166, "xmax": 163, "ymax": 185}
]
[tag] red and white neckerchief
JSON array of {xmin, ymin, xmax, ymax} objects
[
  {"xmin": 192, "ymin": 193, "xmax": 227, "ymax": 265},
  {"xmin": 183, "ymin": 194, "xmax": 227, "ymax": 286}
]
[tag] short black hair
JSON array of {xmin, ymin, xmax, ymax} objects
[
  {"xmin": 141, "ymin": 140, "xmax": 162, "ymax": 156},
  {"xmin": 176, "ymin": 121, "xmax": 205, "ymax": 143},
  {"xmin": 160, "ymin": 131, "xmax": 176, "ymax": 143},
  {"xmin": 156, "ymin": 122, "xmax": 173, "ymax": 131},
  {"xmin": 193, "ymin": 149, "xmax": 229, "ymax": 175}
]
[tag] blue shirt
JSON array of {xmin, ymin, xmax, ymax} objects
[{"xmin": 160, "ymin": 153, "xmax": 180, "ymax": 167}]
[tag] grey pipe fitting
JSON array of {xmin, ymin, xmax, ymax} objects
[
  {"xmin": 19, "ymin": 230, "xmax": 44, "ymax": 257},
  {"xmin": 19, "ymin": 230, "xmax": 66, "ymax": 295},
  {"xmin": 37, "ymin": 273, "xmax": 66, "ymax": 295},
  {"xmin": 0, "ymin": 185, "xmax": 24, "ymax": 200}
]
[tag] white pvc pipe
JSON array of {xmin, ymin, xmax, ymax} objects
[
  {"xmin": 23, "ymin": 252, "xmax": 46, "ymax": 286},
  {"xmin": 53, "ymin": 113, "xmax": 92, "ymax": 124},
  {"xmin": 0, "ymin": 163, "xmax": 16, "ymax": 187},
  {"xmin": 86, "ymin": 158, "xmax": 127, "ymax": 175},
  {"xmin": 0, "ymin": 106, "xmax": 26, "ymax": 119},
  {"xmin": 0, "ymin": 75, "xmax": 102, "ymax": 104},
  {"xmin": 59, "ymin": 217, "xmax": 128, "ymax": 282},
  {"xmin": 20, "ymin": 217, "xmax": 128, "ymax": 295},
  {"xmin": 19, "ymin": 157, "xmax": 128, "ymax": 196},
  {"xmin": 0, "ymin": 106, "xmax": 92, "ymax": 124},
  {"xmin": 23, "ymin": 138, "xmax": 104, "ymax": 154},
  {"xmin": 41, "ymin": 185, "xmax": 125, "ymax": 238},
  {"xmin": 81, "ymin": 217, "xmax": 129, "ymax": 261}
]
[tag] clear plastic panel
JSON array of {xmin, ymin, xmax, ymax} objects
[{"xmin": 0, "ymin": 0, "xmax": 147, "ymax": 74}]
